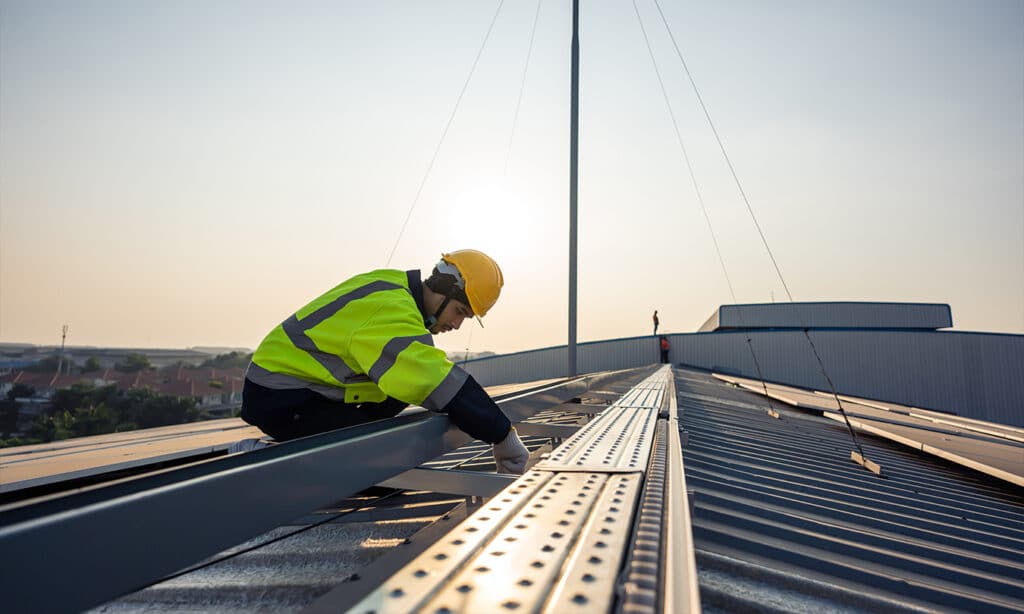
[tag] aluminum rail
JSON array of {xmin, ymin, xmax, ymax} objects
[
  {"xmin": 663, "ymin": 365, "xmax": 702, "ymax": 613},
  {"xmin": 343, "ymin": 365, "xmax": 700, "ymax": 613},
  {"xmin": 0, "ymin": 367, "xmax": 654, "ymax": 614}
]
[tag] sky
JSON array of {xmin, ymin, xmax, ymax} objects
[{"xmin": 1, "ymin": 0, "xmax": 1022, "ymax": 357}]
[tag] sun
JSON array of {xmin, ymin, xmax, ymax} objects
[{"xmin": 437, "ymin": 180, "xmax": 540, "ymax": 270}]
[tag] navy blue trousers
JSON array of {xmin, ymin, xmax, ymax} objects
[{"xmin": 240, "ymin": 379, "xmax": 408, "ymax": 441}]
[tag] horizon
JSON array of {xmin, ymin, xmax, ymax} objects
[
  {"xmin": 0, "ymin": 342, "xmax": 251, "ymax": 351},
  {"xmin": 2, "ymin": 1, "xmax": 1022, "ymax": 355},
  {"xmin": 3, "ymin": 298, "xmax": 1020, "ymax": 359}
]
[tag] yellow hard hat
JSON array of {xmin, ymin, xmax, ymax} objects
[{"xmin": 441, "ymin": 249, "xmax": 504, "ymax": 317}]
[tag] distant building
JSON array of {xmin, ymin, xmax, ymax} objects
[
  {"xmin": 0, "ymin": 363, "xmax": 246, "ymax": 412},
  {"xmin": 0, "ymin": 372, "xmax": 84, "ymax": 398}
]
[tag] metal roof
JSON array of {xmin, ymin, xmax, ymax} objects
[
  {"xmin": 3, "ymin": 364, "xmax": 1021, "ymax": 613},
  {"xmin": 675, "ymin": 367, "xmax": 1024, "ymax": 612},
  {"xmin": 711, "ymin": 373, "xmax": 1024, "ymax": 486}
]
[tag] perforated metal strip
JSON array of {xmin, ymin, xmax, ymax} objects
[
  {"xmin": 349, "ymin": 470, "xmax": 555, "ymax": 613},
  {"xmin": 534, "ymin": 407, "xmax": 658, "ymax": 472},
  {"xmin": 534, "ymin": 369, "xmax": 670, "ymax": 473},
  {"xmin": 543, "ymin": 473, "xmax": 643, "ymax": 611},
  {"xmin": 420, "ymin": 472, "xmax": 611, "ymax": 612}
]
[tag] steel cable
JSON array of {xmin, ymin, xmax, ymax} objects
[
  {"xmin": 386, "ymin": 0, "xmax": 507, "ymax": 266},
  {"xmin": 504, "ymin": 0, "xmax": 543, "ymax": 176},
  {"xmin": 631, "ymin": 0, "xmax": 778, "ymax": 416},
  {"xmin": 647, "ymin": 0, "xmax": 868, "ymax": 460}
]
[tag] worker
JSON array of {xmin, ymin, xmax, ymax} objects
[
  {"xmin": 235, "ymin": 249, "xmax": 529, "ymax": 474},
  {"xmin": 659, "ymin": 336, "xmax": 670, "ymax": 364}
]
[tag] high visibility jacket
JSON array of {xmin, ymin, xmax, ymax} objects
[{"xmin": 247, "ymin": 269, "xmax": 468, "ymax": 411}]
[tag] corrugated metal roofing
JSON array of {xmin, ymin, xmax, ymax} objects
[
  {"xmin": 712, "ymin": 373, "xmax": 1024, "ymax": 486},
  {"xmin": 675, "ymin": 368, "xmax": 1024, "ymax": 612}
]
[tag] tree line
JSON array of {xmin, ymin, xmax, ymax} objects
[
  {"xmin": 0, "ymin": 383, "xmax": 200, "ymax": 447},
  {"xmin": 0, "ymin": 352, "xmax": 253, "ymax": 448}
]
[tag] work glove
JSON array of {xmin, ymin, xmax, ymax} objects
[{"xmin": 492, "ymin": 427, "xmax": 529, "ymax": 474}]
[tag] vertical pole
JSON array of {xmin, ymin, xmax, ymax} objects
[
  {"xmin": 568, "ymin": 0, "xmax": 580, "ymax": 377},
  {"xmin": 57, "ymin": 324, "xmax": 69, "ymax": 375}
]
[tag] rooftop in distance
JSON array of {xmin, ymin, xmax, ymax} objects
[{"xmin": 699, "ymin": 301, "xmax": 954, "ymax": 332}]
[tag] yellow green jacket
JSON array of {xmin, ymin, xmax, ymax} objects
[{"xmin": 247, "ymin": 269, "xmax": 468, "ymax": 410}]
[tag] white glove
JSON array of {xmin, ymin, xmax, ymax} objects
[{"xmin": 492, "ymin": 427, "xmax": 529, "ymax": 474}]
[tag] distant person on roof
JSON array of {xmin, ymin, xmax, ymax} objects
[
  {"xmin": 653, "ymin": 310, "xmax": 660, "ymax": 336},
  {"xmin": 236, "ymin": 249, "xmax": 529, "ymax": 474}
]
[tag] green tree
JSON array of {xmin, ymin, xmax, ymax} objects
[
  {"xmin": 25, "ymin": 355, "xmax": 61, "ymax": 373},
  {"xmin": 27, "ymin": 410, "xmax": 77, "ymax": 442},
  {"xmin": 121, "ymin": 389, "xmax": 198, "ymax": 429},
  {"xmin": 26, "ymin": 415, "xmax": 56, "ymax": 442},
  {"xmin": 91, "ymin": 383, "xmax": 122, "ymax": 408},
  {"xmin": 50, "ymin": 382, "xmax": 96, "ymax": 415},
  {"xmin": 18, "ymin": 383, "xmax": 199, "ymax": 443},
  {"xmin": 0, "ymin": 399, "xmax": 19, "ymax": 437},
  {"xmin": 199, "ymin": 352, "xmax": 252, "ymax": 369},
  {"xmin": 73, "ymin": 403, "xmax": 119, "ymax": 436},
  {"xmin": 84, "ymin": 356, "xmax": 102, "ymax": 371},
  {"xmin": 52, "ymin": 410, "xmax": 77, "ymax": 440},
  {"xmin": 6, "ymin": 383, "xmax": 36, "ymax": 400},
  {"xmin": 115, "ymin": 353, "xmax": 152, "ymax": 372}
]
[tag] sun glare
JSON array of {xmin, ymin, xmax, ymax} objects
[{"xmin": 440, "ymin": 181, "xmax": 534, "ymax": 269}]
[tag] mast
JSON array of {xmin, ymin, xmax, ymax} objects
[
  {"xmin": 57, "ymin": 324, "xmax": 69, "ymax": 375},
  {"xmin": 568, "ymin": 0, "xmax": 579, "ymax": 377}
]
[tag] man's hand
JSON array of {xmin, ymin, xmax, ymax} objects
[{"xmin": 492, "ymin": 427, "xmax": 528, "ymax": 474}]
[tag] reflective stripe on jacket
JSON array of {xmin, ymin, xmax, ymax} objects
[{"xmin": 247, "ymin": 269, "xmax": 467, "ymax": 410}]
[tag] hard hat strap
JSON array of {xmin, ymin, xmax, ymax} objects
[{"xmin": 429, "ymin": 293, "xmax": 454, "ymax": 329}]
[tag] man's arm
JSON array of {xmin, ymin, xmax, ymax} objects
[
  {"xmin": 443, "ymin": 375, "xmax": 529, "ymax": 474},
  {"xmin": 442, "ymin": 375, "xmax": 510, "ymax": 443}
]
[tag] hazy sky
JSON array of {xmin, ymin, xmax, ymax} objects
[{"xmin": 2, "ymin": 0, "xmax": 1022, "ymax": 356}]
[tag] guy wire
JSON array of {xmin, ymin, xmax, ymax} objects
[
  {"xmin": 385, "ymin": 0, "xmax": 507, "ymax": 266},
  {"xmin": 631, "ymin": 0, "xmax": 778, "ymax": 415},
  {"xmin": 649, "ymin": 0, "xmax": 867, "ymax": 457}
]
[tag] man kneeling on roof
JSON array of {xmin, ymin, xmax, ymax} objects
[{"xmin": 236, "ymin": 249, "xmax": 529, "ymax": 474}]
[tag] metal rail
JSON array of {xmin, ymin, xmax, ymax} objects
[
  {"xmin": 342, "ymin": 365, "xmax": 700, "ymax": 613},
  {"xmin": 0, "ymin": 368, "xmax": 653, "ymax": 614}
]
